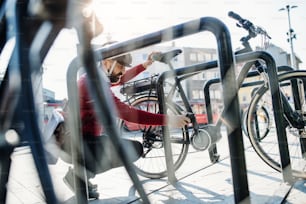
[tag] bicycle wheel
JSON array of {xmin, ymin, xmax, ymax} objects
[
  {"xmin": 119, "ymin": 96, "xmax": 189, "ymax": 179},
  {"xmin": 241, "ymin": 105, "xmax": 270, "ymax": 140},
  {"xmin": 246, "ymin": 71, "xmax": 306, "ymax": 178}
]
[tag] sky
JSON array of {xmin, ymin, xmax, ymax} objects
[{"xmin": 42, "ymin": 0, "xmax": 306, "ymax": 99}]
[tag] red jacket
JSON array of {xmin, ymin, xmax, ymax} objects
[{"xmin": 78, "ymin": 64, "xmax": 166, "ymax": 136}]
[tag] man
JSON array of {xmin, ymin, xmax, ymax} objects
[{"xmin": 63, "ymin": 43, "xmax": 190, "ymax": 199}]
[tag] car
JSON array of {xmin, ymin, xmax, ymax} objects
[{"xmin": 122, "ymin": 113, "xmax": 218, "ymax": 131}]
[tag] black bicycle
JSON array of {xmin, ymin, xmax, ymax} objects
[
  {"xmin": 117, "ymin": 13, "xmax": 272, "ymax": 179},
  {"xmin": 119, "ymin": 50, "xmax": 198, "ymax": 179},
  {"xmin": 229, "ymin": 11, "xmax": 306, "ymax": 178},
  {"xmin": 119, "ymin": 48, "xmax": 268, "ymax": 179}
]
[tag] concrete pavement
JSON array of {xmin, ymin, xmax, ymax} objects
[{"xmin": 5, "ymin": 130, "xmax": 306, "ymax": 203}]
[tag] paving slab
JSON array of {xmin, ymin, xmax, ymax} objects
[{"xmin": 5, "ymin": 130, "xmax": 306, "ymax": 204}]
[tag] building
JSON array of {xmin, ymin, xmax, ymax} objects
[
  {"xmin": 265, "ymin": 43, "xmax": 302, "ymax": 69},
  {"xmin": 122, "ymin": 41, "xmax": 300, "ymax": 119},
  {"xmin": 124, "ymin": 44, "xmax": 221, "ymax": 116}
]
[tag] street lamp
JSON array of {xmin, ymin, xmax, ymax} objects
[{"xmin": 279, "ymin": 5, "xmax": 298, "ymax": 69}]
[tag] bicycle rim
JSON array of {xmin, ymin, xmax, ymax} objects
[
  {"xmin": 242, "ymin": 105, "xmax": 270, "ymax": 140},
  {"xmin": 247, "ymin": 71, "xmax": 306, "ymax": 178},
  {"xmin": 119, "ymin": 96, "xmax": 189, "ymax": 179}
]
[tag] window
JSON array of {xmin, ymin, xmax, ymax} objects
[
  {"xmin": 190, "ymin": 53, "xmax": 197, "ymax": 61},
  {"xmin": 192, "ymin": 90, "xmax": 204, "ymax": 99},
  {"xmin": 192, "ymin": 90, "xmax": 200, "ymax": 99},
  {"xmin": 204, "ymin": 53, "xmax": 211, "ymax": 61},
  {"xmin": 197, "ymin": 53, "xmax": 204, "ymax": 61},
  {"xmin": 192, "ymin": 72, "xmax": 203, "ymax": 80},
  {"xmin": 213, "ymin": 71, "xmax": 220, "ymax": 78},
  {"xmin": 212, "ymin": 53, "xmax": 217, "ymax": 60},
  {"xmin": 202, "ymin": 73, "xmax": 206, "ymax": 80}
]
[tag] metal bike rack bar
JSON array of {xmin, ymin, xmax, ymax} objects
[
  {"xmin": 69, "ymin": 16, "xmax": 289, "ymax": 203},
  {"xmin": 0, "ymin": 1, "xmax": 61, "ymax": 203},
  {"xmin": 235, "ymin": 51, "xmax": 293, "ymax": 183},
  {"xmin": 279, "ymin": 68, "xmax": 306, "ymax": 157},
  {"xmin": 154, "ymin": 17, "xmax": 248, "ymax": 203},
  {"xmin": 202, "ymin": 65, "xmax": 295, "ymax": 163},
  {"xmin": 204, "ymin": 64, "xmax": 295, "ymax": 127},
  {"xmin": 67, "ymin": 15, "xmax": 243, "ymax": 204},
  {"xmin": 92, "ymin": 21, "xmax": 232, "ymax": 190},
  {"xmin": 204, "ymin": 69, "xmax": 262, "ymax": 124}
]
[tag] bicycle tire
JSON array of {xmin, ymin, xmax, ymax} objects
[
  {"xmin": 241, "ymin": 106, "xmax": 270, "ymax": 140},
  {"xmin": 119, "ymin": 95, "xmax": 189, "ymax": 179},
  {"xmin": 246, "ymin": 71, "xmax": 306, "ymax": 178}
]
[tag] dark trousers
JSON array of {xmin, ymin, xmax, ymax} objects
[{"xmin": 63, "ymin": 135, "xmax": 143, "ymax": 178}]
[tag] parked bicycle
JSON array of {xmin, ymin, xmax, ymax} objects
[
  {"xmin": 117, "ymin": 16, "xmax": 269, "ymax": 179},
  {"xmin": 229, "ymin": 11, "xmax": 306, "ymax": 178},
  {"xmin": 118, "ymin": 48, "xmax": 265, "ymax": 179},
  {"xmin": 119, "ymin": 49, "xmax": 217, "ymax": 179}
]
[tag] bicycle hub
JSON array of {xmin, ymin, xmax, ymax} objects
[{"xmin": 191, "ymin": 125, "xmax": 222, "ymax": 151}]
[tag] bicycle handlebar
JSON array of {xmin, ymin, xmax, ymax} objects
[
  {"xmin": 228, "ymin": 11, "xmax": 271, "ymax": 40},
  {"xmin": 228, "ymin": 11, "xmax": 244, "ymax": 22}
]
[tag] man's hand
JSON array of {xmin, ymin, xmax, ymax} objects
[
  {"xmin": 166, "ymin": 115, "xmax": 191, "ymax": 128},
  {"xmin": 142, "ymin": 51, "xmax": 161, "ymax": 69}
]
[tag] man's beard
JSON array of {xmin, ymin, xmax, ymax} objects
[{"xmin": 109, "ymin": 74, "xmax": 121, "ymax": 83}]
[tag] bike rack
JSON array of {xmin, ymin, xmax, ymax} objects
[
  {"xmin": 66, "ymin": 54, "xmax": 153, "ymax": 203},
  {"xmin": 203, "ymin": 64, "xmax": 296, "ymax": 163},
  {"xmin": 155, "ymin": 17, "xmax": 249, "ymax": 203},
  {"xmin": 156, "ymin": 51, "xmax": 294, "ymax": 202},
  {"xmin": 0, "ymin": 1, "xmax": 291, "ymax": 201},
  {"xmin": 204, "ymin": 65, "xmax": 295, "ymax": 125},
  {"xmin": 235, "ymin": 51, "xmax": 294, "ymax": 183},
  {"xmin": 66, "ymin": 16, "xmax": 249, "ymax": 203},
  {"xmin": 67, "ymin": 17, "xmax": 249, "ymax": 202},
  {"xmin": 66, "ymin": 16, "xmax": 238, "ymax": 204}
]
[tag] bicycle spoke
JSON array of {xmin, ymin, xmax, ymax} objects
[{"xmin": 119, "ymin": 96, "xmax": 189, "ymax": 179}]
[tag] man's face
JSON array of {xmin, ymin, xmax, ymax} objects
[{"xmin": 103, "ymin": 59, "xmax": 126, "ymax": 83}]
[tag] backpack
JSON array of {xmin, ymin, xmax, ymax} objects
[{"xmin": 43, "ymin": 104, "xmax": 72, "ymax": 164}]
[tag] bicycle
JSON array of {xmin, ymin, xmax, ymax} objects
[
  {"xmin": 246, "ymin": 71, "xmax": 306, "ymax": 178},
  {"xmin": 118, "ymin": 15, "xmax": 273, "ymax": 179},
  {"xmin": 228, "ymin": 11, "xmax": 306, "ymax": 178},
  {"xmin": 119, "ymin": 47, "xmax": 272, "ymax": 179},
  {"xmin": 119, "ymin": 50, "xmax": 202, "ymax": 179}
]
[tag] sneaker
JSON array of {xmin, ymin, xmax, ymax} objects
[
  {"xmin": 88, "ymin": 189, "xmax": 100, "ymax": 200},
  {"xmin": 63, "ymin": 167, "xmax": 99, "ymax": 199},
  {"xmin": 88, "ymin": 180, "xmax": 98, "ymax": 191}
]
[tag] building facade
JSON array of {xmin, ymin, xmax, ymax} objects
[{"xmin": 122, "ymin": 42, "xmax": 301, "ymax": 119}]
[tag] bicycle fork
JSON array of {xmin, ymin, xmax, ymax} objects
[{"xmin": 167, "ymin": 63, "xmax": 222, "ymax": 152}]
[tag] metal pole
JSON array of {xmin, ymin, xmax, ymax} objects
[{"xmin": 279, "ymin": 5, "xmax": 298, "ymax": 69}]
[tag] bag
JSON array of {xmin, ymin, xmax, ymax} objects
[{"xmin": 43, "ymin": 108, "xmax": 72, "ymax": 164}]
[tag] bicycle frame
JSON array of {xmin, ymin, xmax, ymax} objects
[{"xmin": 267, "ymin": 76, "xmax": 305, "ymax": 129}]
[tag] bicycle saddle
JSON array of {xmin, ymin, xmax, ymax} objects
[{"xmin": 151, "ymin": 49, "xmax": 182, "ymax": 64}]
